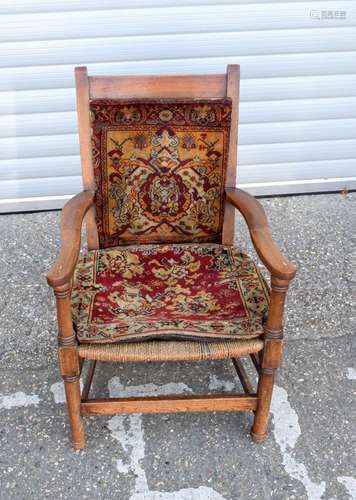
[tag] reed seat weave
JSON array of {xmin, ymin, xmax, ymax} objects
[{"xmin": 78, "ymin": 338, "xmax": 264, "ymax": 363}]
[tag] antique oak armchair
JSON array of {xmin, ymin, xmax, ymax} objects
[{"xmin": 47, "ymin": 65, "xmax": 296, "ymax": 449}]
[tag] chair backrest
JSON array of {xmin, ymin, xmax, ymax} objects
[{"xmin": 75, "ymin": 66, "xmax": 240, "ymax": 249}]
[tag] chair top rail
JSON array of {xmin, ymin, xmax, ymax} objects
[{"xmin": 89, "ymin": 73, "xmax": 227, "ymax": 99}]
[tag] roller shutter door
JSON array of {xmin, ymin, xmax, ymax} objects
[{"xmin": 0, "ymin": 0, "xmax": 355, "ymax": 212}]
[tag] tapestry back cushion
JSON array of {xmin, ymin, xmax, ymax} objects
[{"xmin": 90, "ymin": 99, "xmax": 232, "ymax": 247}]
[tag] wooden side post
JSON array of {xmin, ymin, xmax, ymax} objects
[
  {"xmin": 54, "ymin": 284, "xmax": 85, "ymax": 450},
  {"xmin": 75, "ymin": 66, "xmax": 99, "ymax": 250},
  {"xmin": 222, "ymin": 64, "xmax": 240, "ymax": 245},
  {"xmin": 251, "ymin": 276, "xmax": 290, "ymax": 442}
]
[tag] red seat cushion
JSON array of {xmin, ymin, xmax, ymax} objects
[{"xmin": 71, "ymin": 244, "xmax": 269, "ymax": 344}]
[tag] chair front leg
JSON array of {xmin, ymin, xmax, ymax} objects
[
  {"xmin": 54, "ymin": 284, "xmax": 85, "ymax": 450},
  {"xmin": 251, "ymin": 276, "xmax": 290, "ymax": 443}
]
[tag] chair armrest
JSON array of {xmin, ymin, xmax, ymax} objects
[
  {"xmin": 47, "ymin": 191, "xmax": 95, "ymax": 288},
  {"xmin": 225, "ymin": 188, "xmax": 297, "ymax": 281}
]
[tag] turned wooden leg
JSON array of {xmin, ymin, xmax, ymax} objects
[
  {"xmin": 251, "ymin": 276, "xmax": 290, "ymax": 444},
  {"xmin": 251, "ymin": 367, "xmax": 275, "ymax": 443},
  {"xmin": 54, "ymin": 284, "xmax": 85, "ymax": 450},
  {"xmin": 64, "ymin": 375, "xmax": 85, "ymax": 449}
]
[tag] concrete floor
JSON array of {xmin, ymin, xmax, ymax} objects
[{"xmin": 0, "ymin": 193, "xmax": 355, "ymax": 500}]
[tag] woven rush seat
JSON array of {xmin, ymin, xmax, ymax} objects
[
  {"xmin": 72, "ymin": 243, "xmax": 269, "ymax": 344},
  {"xmin": 78, "ymin": 338, "xmax": 264, "ymax": 362}
]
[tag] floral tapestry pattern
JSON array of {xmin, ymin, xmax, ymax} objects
[
  {"xmin": 72, "ymin": 244, "xmax": 269, "ymax": 343},
  {"xmin": 90, "ymin": 99, "xmax": 232, "ymax": 247}
]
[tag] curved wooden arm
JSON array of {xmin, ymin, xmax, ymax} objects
[
  {"xmin": 225, "ymin": 188, "xmax": 297, "ymax": 281},
  {"xmin": 47, "ymin": 191, "xmax": 95, "ymax": 288}
]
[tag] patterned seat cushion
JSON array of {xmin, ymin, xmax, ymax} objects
[
  {"xmin": 90, "ymin": 99, "xmax": 232, "ymax": 247},
  {"xmin": 71, "ymin": 244, "xmax": 269, "ymax": 344}
]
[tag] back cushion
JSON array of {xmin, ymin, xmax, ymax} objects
[{"xmin": 90, "ymin": 99, "xmax": 232, "ymax": 247}]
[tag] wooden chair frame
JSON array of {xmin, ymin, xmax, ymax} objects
[{"xmin": 47, "ymin": 65, "xmax": 297, "ymax": 449}]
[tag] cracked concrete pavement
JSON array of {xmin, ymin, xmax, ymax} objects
[{"xmin": 0, "ymin": 192, "xmax": 355, "ymax": 500}]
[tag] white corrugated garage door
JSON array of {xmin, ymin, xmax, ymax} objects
[{"xmin": 0, "ymin": 0, "xmax": 355, "ymax": 212}]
